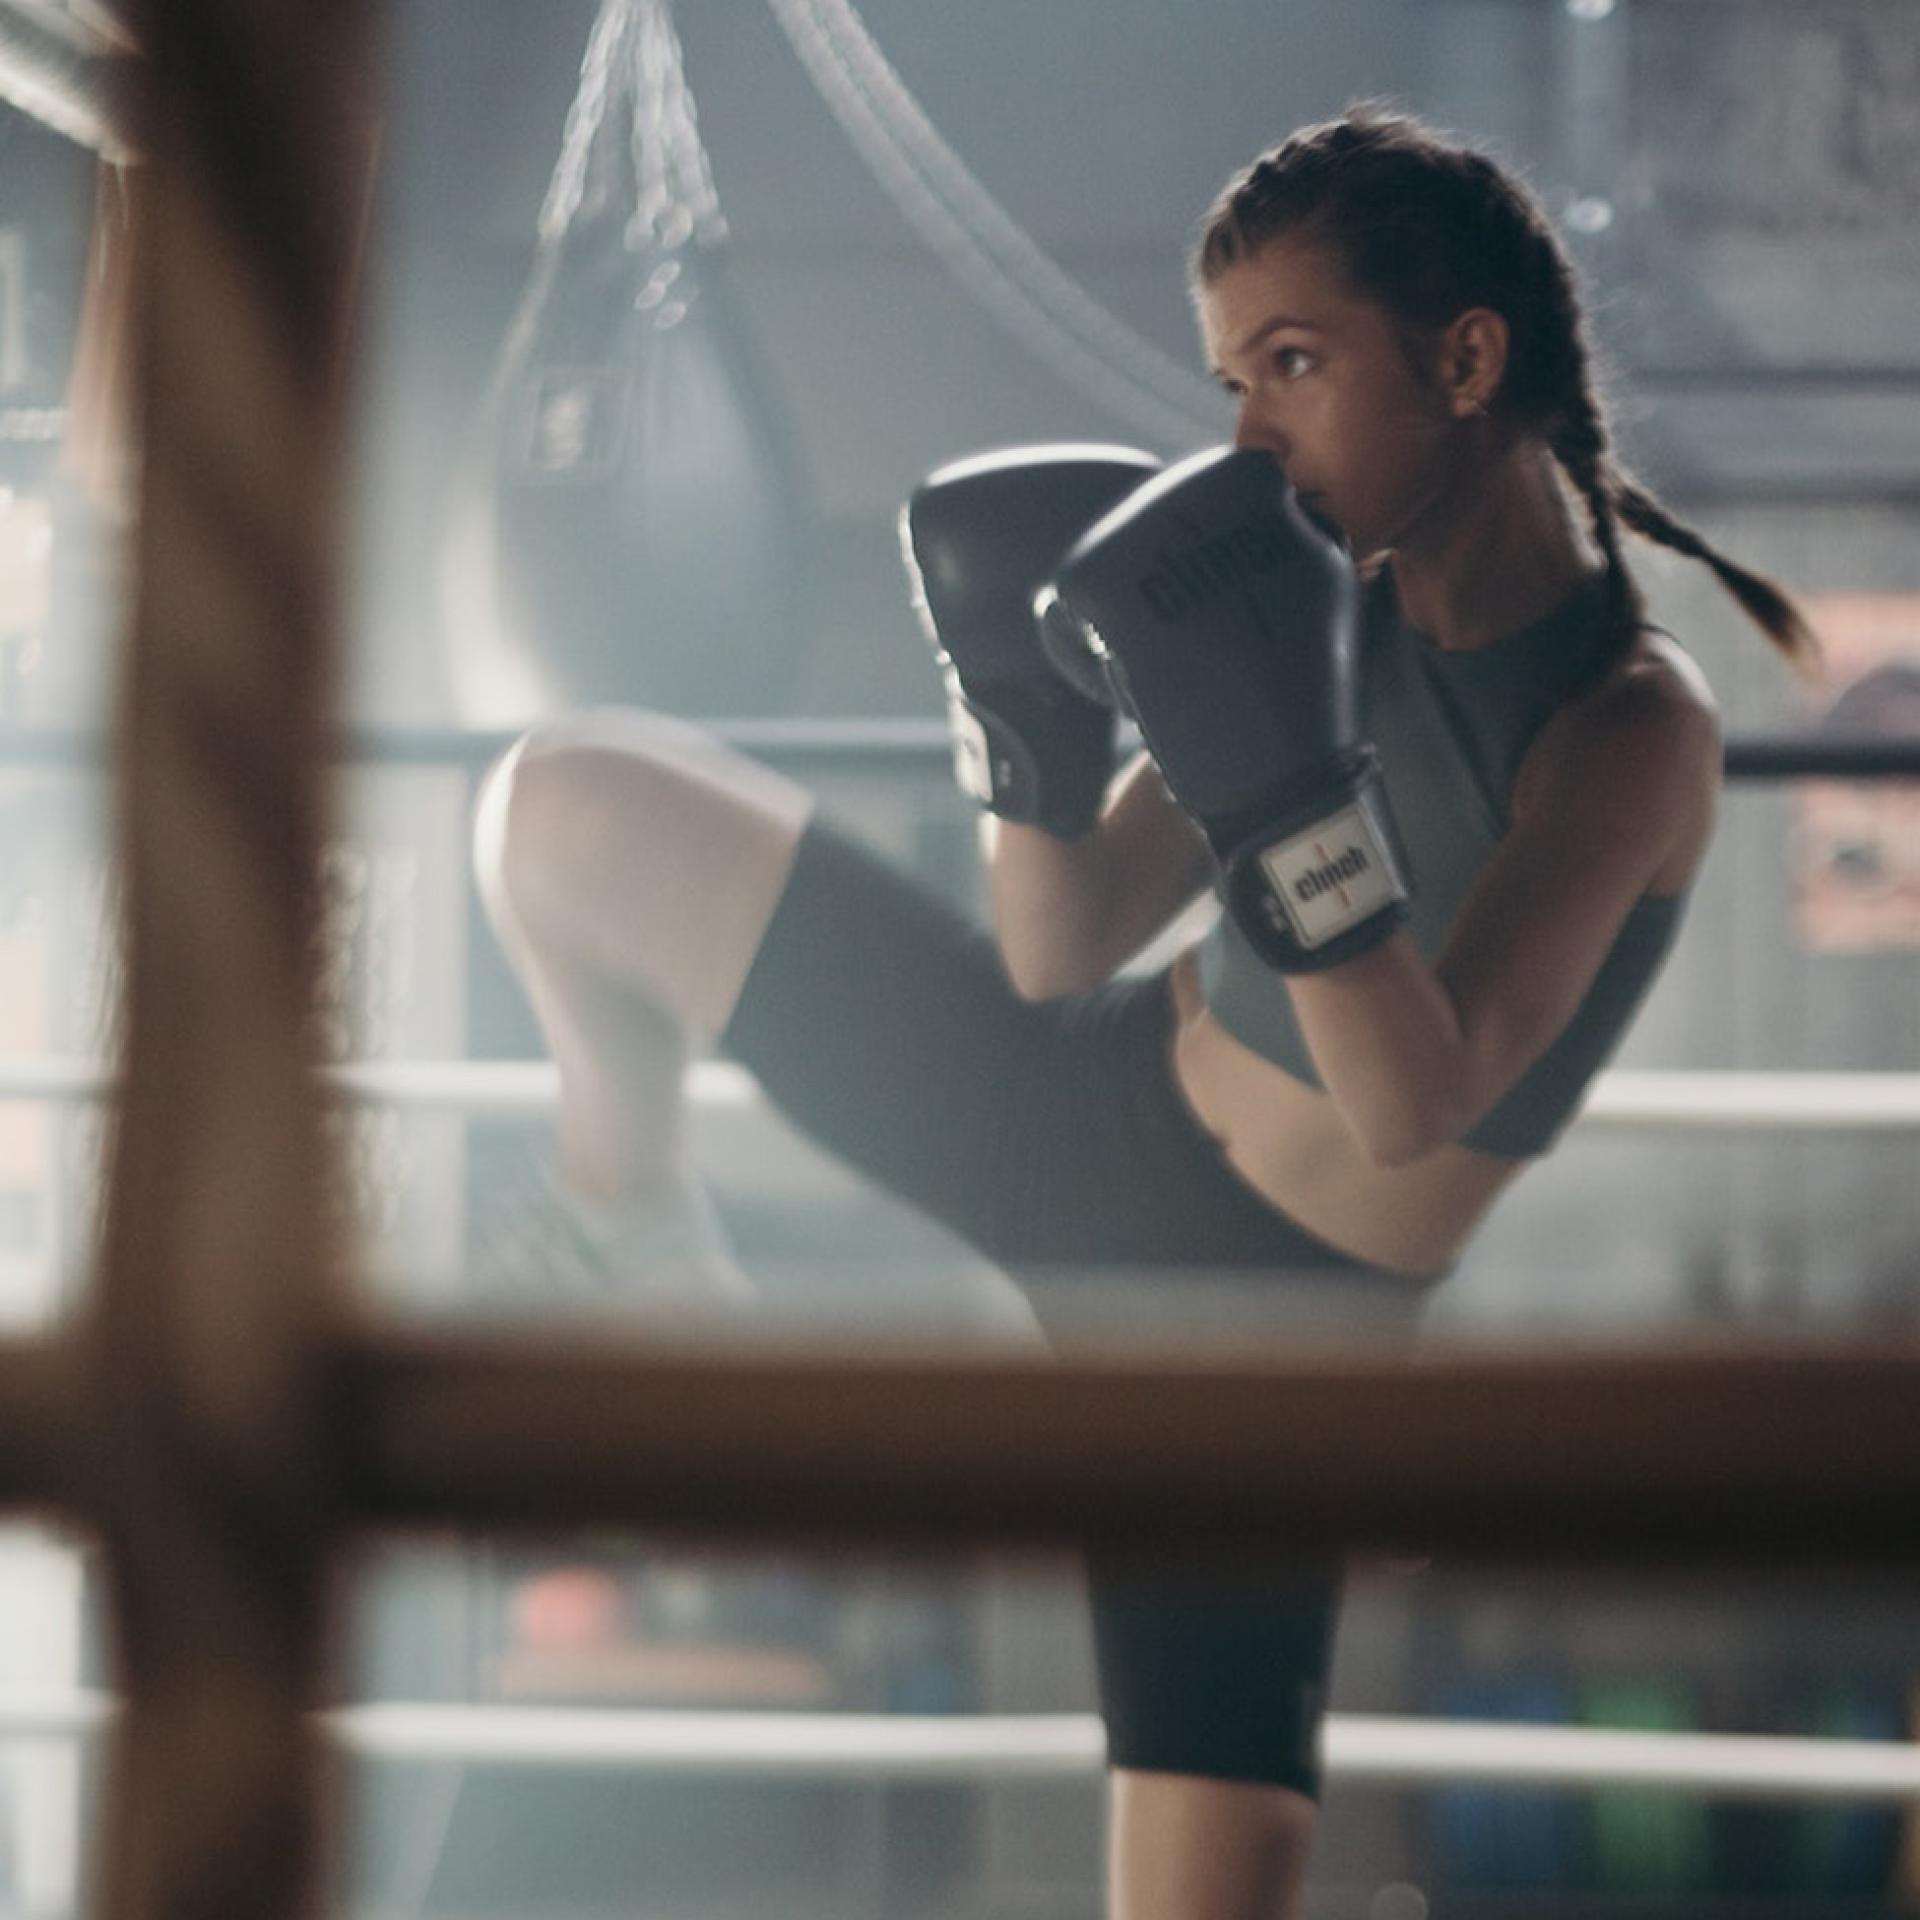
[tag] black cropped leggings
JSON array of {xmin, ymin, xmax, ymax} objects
[{"xmin": 722, "ymin": 815, "xmax": 1436, "ymax": 1794}]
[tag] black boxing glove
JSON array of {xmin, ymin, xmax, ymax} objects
[
  {"xmin": 1039, "ymin": 445, "xmax": 1411, "ymax": 970},
  {"xmin": 902, "ymin": 443, "xmax": 1161, "ymax": 837}
]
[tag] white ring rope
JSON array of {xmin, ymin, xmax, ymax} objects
[
  {"xmin": 1, "ymin": 1059, "xmax": 1917, "ymax": 1133},
  {"xmin": 1583, "ymin": 1070, "xmax": 1920, "ymax": 1133},
  {"xmin": 6, "ymin": 1693, "xmax": 1919, "ymax": 1800}
]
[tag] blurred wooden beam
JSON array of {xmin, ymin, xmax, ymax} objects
[
  {"xmin": 87, "ymin": 0, "xmax": 371, "ymax": 1915},
  {"xmin": 349, "ymin": 1330, "xmax": 1920, "ymax": 1567}
]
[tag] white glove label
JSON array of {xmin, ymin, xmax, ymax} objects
[
  {"xmin": 945, "ymin": 683, "xmax": 995, "ymax": 806},
  {"xmin": 1255, "ymin": 797, "xmax": 1404, "ymax": 949}
]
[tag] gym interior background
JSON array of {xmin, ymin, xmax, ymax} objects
[{"xmin": 0, "ymin": 0, "xmax": 1916, "ymax": 1913}]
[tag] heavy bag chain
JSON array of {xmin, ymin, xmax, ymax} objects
[
  {"xmin": 505, "ymin": 0, "xmax": 723, "ymax": 433},
  {"xmin": 453, "ymin": 0, "xmax": 812, "ymax": 722}
]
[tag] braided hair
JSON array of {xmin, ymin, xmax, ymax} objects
[{"xmin": 1192, "ymin": 108, "xmax": 1820, "ymax": 674}]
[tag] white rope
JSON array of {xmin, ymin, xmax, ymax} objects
[
  {"xmin": 9, "ymin": 1693, "xmax": 1920, "ymax": 1800},
  {"xmin": 4, "ymin": 1059, "xmax": 1919, "ymax": 1133},
  {"xmin": 338, "ymin": 1704, "xmax": 1099, "ymax": 1779},
  {"xmin": 1583, "ymin": 1070, "xmax": 1920, "ymax": 1132},
  {"xmin": 1325, "ymin": 1714, "xmax": 1920, "ymax": 1801}
]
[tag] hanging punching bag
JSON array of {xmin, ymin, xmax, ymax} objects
[{"xmin": 444, "ymin": 0, "xmax": 810, "ymax": 722}]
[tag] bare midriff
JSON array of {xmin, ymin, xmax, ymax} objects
[{"xmin": 1166, "ymin": 947, "xmax": 1528, "ymax": 1276}]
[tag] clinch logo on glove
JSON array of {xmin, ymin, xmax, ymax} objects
[
  {"xmin": 1138, "ymin": 518, "xmax": 1288, "ymax": 621},
  {"xmin": 1257, "ymin": 801, "xmax": 1403, "ymax": 948},
  {"xmin": 1293, "ymin": 844, "xmax": 1372, "ymax": 903}
]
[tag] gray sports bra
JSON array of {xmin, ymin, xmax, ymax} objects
[{"xmin": 1196, "ymin": 569, "xmax": 1687, "ymax": 1157}]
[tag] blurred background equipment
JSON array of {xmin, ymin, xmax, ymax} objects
[{"xmin": 441, "ymin": 0, "xmax": 816, "ymax": 724}]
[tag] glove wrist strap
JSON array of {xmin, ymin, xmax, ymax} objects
[
  {"xmin": 944, "ymin": 674, "xmax": 1108, "ymax": 839},
  {"xmin": 1221, "ymin": 748, "xmax": 1410, "ymax": 972}
]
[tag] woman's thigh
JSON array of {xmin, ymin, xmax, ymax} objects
[
  {"xmin": 476, "ymin": 706, "xmax": 815, "ymax": 1039},
  {"xmin": 720, "ymin": 814, "xmax": 1057, "ymax": 1249}
]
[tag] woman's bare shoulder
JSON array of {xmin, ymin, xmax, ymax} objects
[
  {"xmin": 1614, "ymin": 624, "xmax": 1719, "ymax": 723},
  {"xmin": 1539, "ymin": 625, "xmax": 1720, "ymax": 774},
  {"xmin": 1517, "ymin": 627, "xmax": 1722, "ymax": 888}
]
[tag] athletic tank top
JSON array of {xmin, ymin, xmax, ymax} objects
[{"xmin": 1195, "ymin": 568, "xmax": 1686, "ymax": 1158}]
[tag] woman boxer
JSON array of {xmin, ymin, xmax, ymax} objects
[{"xmin": 475, "ymin": 107, "xmax": 1815, "ymax": 1920}]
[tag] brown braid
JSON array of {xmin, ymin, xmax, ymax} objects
[
  {"xmin": 1611, "ymin": 478, "xmax": 1821, "ymax": 671},
  {"xmin": 1552, "ymin": 405, "xmax": 1644, "ymax": 656},
  {"xmin": 1527, "ymin": 236, "xmax": 1648, "ymax": 656},
  {"xmin": 1193, "ymin": 107, "xmax": 1821, "ymax": 678},
  {"xmin": 1535, "ymin": 227, "xmax": 1823, "ymax": 673}
]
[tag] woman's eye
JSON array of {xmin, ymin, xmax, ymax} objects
[{"xmin": 1273, "ymin": 346, "xmax": 1314, "ymax": 379}]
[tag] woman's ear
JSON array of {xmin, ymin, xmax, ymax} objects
[{"xmin": 1440, "ymin": 307, "xmax": 1509, "ymax": 418}]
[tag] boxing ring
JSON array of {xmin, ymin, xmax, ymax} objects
[
  {"xmin": 7, "ymin": 1038, "xmax": 1920, "ymax": 1131},
  {"xmin": 0, "ymin": 761, "xmax": 1912, "ymax": 1917},
  {"xmin": 11, "ymin": 1688, "xmax": 1920, "ymax": 1803},
  {"xmin": 0, "ymin": 2, "xmax": 1915, "ymax": 1917}
]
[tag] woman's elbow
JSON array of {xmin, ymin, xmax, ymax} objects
[
  {"xmin": 1351, "ymin": 1117, "xmax": 1436, "ymax": 1171},
  {"xmin": 1001, "ymin": 946, "xmax": 1106, "ymax": 1003},
  {"xmin": 995, "ymin": 903, "xmax": 1125, "ymax": 1002},
  {"xmin": 1343, "ymin": 1088, "xmax": 1465, "ymax": 1169}
]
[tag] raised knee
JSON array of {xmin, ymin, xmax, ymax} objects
[
  {"xmin": 471, "ymin": 704, "xmax": 812, "ymax": 971},
  {"xmin": 478, "ymin": 709, "xmax": 749, "ymax": 891},
  {"xmin": 473, "ymin": 712, "xmax": 645, "ymax": 941},
  {"xmin": 507, "ymin": 705, "xmax": 705, "ymax": 766}
]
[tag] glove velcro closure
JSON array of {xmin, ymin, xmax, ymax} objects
[
  {"xmin": 942, "ymin": 667, "xmax": 1114, "ymax": 839},
  {"xmin": 1220, "ymin": 749, "xmax": 1412, "ymax": 972}
]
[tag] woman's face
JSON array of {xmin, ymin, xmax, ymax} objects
[{"xmin": 1197, "ymin": 235, "xmax": 1470, "ymax": 560}]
